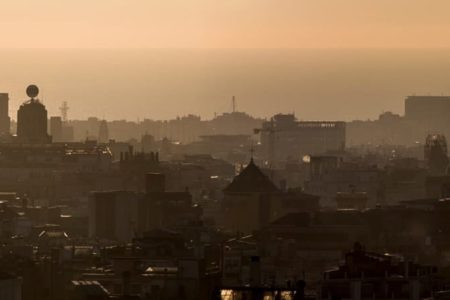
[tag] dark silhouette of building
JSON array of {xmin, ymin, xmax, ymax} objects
[
  {"xmin": 306, "ymin": 155, "xmax": 384, "ymax": 207},
  {"xmin": 50, "ymin": 116, "xmax": 63, "ymax": 142},
  {"xmin": 319, "ymin": 243, "xmax": 437, "ymax": 300},
  {"xmin": 405, "ymin": 96, "xmax": 450, "ymax": 125},
  {"xmin": 89, "ymin": 173, "xmax": 201, "ymax": 241},
  {"xmin": 0, "ymin": 93, "xmax": 10, "ymax": 135},
  {"xmin": 223, "ymin": 158, "xmax": 280, "ymax": 233},
  {"xmin": 425, "ymin": 134, "xmax": 449, "ymax": 175},
  {"xmin": 222, "ymin": 158, "xmax": 319, "ymax": 233},
  {"xmin": 69, "ymin": 280, "xmax": 110, "ymax": 300},
  {"xmin": 98, "ymin": 120, "xmax": 109, "ymax": 143},
  {"xmin": 62, "ymin": 124, "xmax": 74, "ymax": 142},
  {"xmin": 89, "ymin": 190, "xmax": 139, "ymax": 242},
  {"xmin": 141, "ymin": 172, "xmax": 201, "ymax": 232},
  {"xmin": 335, "ymin": 190, "xmax": 368, "ymax": 210},
  {"xmin": 16, "ymin": 85, "xmax": 51, "ymax": 144},
  {"xmin": 141, "ymin": 133, "xmax": 155, "ymax": 152},
  {"xmin": 257, "ymin": 114, "xmax": 346, "ymax": 166},
  {"xmin": 405, "ymin": 96, "xmax": 450, "ymax": 143}
]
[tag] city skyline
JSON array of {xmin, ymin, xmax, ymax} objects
[
  {"xmin": 2, "ymin": 0, "xmax": 450, "ymax": 122},
  {"xmin": 3, "ymin": 48, "xmax": 450, "ymax": 121},
  {"xmin": 2, "ymin": 2, "xmax": 450, "ymax": 299}
]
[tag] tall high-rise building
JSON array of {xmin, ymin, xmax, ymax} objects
[
  {"xmin": 258, "ymin": 114, "xmax": 346, "ymax": 165},
  {"xmin": 405, "ymin": 96, "xmax": 450, "ymax": 142},
  {"xmin": 405, "ymin": 96, "xmax": 450, "ymax": 122},
  {"xmin": 98, "ymin": 120, "xmax": 109, "ymax": 143},
  {"xmin": 0, "ymin": 93, "xmax": 10, "ymax": 135},
  {"xmin": 16, "ymin": 85, "xmax": 51, "ymax": 144}
]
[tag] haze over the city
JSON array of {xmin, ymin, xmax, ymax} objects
[
  {"xmin": 2, "ymin": 0, "xmax": 450, "ymax": 120},
  {"xmin": 3, "ymin": 2, "xmax": 450, "ymax": 299}
]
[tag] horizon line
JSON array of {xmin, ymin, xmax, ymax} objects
[{"xmin": 1, "ymin": 46, "xmax": 450, "ymax": 50}]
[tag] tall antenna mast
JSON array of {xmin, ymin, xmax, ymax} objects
[
  {"xmin": 60, "ymin": 101, "xmax": 69, "ymax": 122},
  {"xmin": 232, "ymin": 96, "xmax": 236, "ymax": 113}
]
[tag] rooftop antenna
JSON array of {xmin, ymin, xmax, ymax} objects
[
  {"xmin": 232, "ymin": 96, "xmax": 236, "ymax": 113},
  {"xmin": 60, "ymin": 101, "xmax": 69, "ymax": 122}
]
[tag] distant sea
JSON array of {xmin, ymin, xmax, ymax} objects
[{"xmin": 1, "ymin": 48, "xmax": 450, "ymax": 121}]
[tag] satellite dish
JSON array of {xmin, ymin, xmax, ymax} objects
[{"xmin": 26, "ymin": 85, "xmax": 39, "ymax": 99}]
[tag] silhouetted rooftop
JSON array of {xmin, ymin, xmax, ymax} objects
[
  {"xmin": 224, "ymin": 159, "xmax": 279, "ymax": 194},
  {"xmin": 270, "ymin": 212, "xmax": 311, "ymax": 227}
]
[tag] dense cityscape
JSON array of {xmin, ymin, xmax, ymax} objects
[
  {"xmin": 0, "ymin": 84, "xmax": 448, "ymax": 300},
  {"xmin": 4, "ymin": 0, "xmax": 450, "ymax": 298}
]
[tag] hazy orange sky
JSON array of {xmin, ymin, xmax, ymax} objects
[{"xmin": 1, "ymin": 0, "xmax": 450, "ymax": 48}]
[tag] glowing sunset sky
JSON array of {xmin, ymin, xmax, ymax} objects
[{"xmin": 1, "ymin": 0, "xmax": 450, "ymax": 49}]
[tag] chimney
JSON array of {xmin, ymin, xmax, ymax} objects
[{"xmin": 145, "ymin": 173, "xmax": 165, "ymax": 193}]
